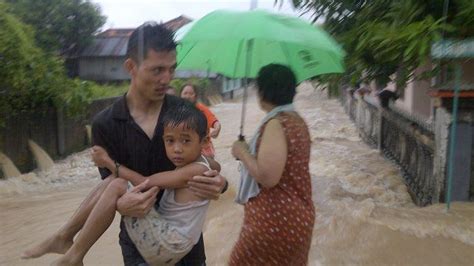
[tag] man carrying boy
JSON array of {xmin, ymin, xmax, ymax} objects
[{"xmin": 22, "ymin": 22, "xmax": 227, "ymax": 265}]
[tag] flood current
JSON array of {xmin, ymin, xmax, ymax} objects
[{"xmin": 1, "ymin": 83, "xmax": 473, "ymax": 265}]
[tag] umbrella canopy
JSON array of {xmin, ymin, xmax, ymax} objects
[{"xmin": 177, "ymin": 9, "xmax": 345, "ymax": 83}]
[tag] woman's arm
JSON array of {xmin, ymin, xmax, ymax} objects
[{"xmin": 232, "ymin": 119, "xmax": 287, "ymax": 188}]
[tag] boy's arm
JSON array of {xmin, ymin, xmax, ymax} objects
[
  {"xmin": 91, "ymin": 117, "xmax": 118, "ymax": 179},
  {"xmin": 95, "ymin": 151, "xmax": 206, "ymax": 188},
  {"xmin": 121, "ymin": 163, "xmax": 208, "ymax": 188},
  {"xmin": 143, "ymin": 163, "xmax": 207, "ymax": 188},
  {"xmin": 92, "ymin": 145, "xmax": 209, "ymax": 188}
]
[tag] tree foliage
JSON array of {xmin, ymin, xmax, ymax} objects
[
  {"xmin": 6, "ymin": 0, "xmax": 105, "ymax": 56},
  {"xmin": 281, "ymin": 0, "xmax": 473, "ymax": 92},
  {"xmin": 0, "ymin": 2, "xmax": 96, "ymax": 125}
]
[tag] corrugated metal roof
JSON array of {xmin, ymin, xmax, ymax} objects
[{"xmin": 81, "ymin": 16, "xmax": 192, "ymax": 57}]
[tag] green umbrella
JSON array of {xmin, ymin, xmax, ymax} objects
[{"xmin": 177, "ymin": 9, "xmax": 345, "ymax": 138}]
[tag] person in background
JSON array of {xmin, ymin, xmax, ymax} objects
[
  {"xmin": 181, "ymin": 83, "xmax": 221, "ymax": 158},
  {"xmin": 230, "ymin": 64, "xmax": 315, "ymax": 265}
]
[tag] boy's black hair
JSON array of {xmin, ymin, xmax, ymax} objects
[
  {"xmin": 162, "ymin": 101, "xmax": 208, "ymax": 140},
  {"xmin": 257, "ymin": 64, "xmax": 297, "ymax": 106},
  {"xmin": 126, "ymin": 22, "xmax": 177, "ymax": 63}
]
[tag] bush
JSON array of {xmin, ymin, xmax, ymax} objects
[{"xmin": 0, "ymin": 3, "xmax": 112, "ymax": 125}]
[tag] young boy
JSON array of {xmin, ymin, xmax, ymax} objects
[{"xmin": 53, "ymin": 102, "xmax": 217, "ymax": 266}]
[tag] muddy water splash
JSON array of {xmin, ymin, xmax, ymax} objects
[
  {"xmin": 0, "ymin": 149, "xmax": 99, "ymax": 196},
  {"xmin": 0, "ymin": 151, "xmax": 21, "ymax": 178},
  {"xmin": 28, "ymin": 140, "xmax": 55, "ymax": 171}
]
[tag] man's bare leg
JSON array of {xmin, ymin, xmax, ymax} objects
[
  {"xmin": 52, "ymin": 178, "xmax": 127, "ymax": 266},
  {"xmin": 21, "ymin": 176, "xmax": 114, "ymax": 259}
]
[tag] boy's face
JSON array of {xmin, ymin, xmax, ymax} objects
[{"xmin": 163, "ymin": 123, "xmax": 205, "ymax": 167}]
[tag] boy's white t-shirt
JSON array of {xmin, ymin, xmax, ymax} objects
[{"xmin": 157, "ymin": 155, "xmax": 211, "ymax": 245}]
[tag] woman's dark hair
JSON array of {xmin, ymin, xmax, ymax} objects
[
  {"xmin": 126, "ymin": 22, "xmax": 177, "ymax": 63},
  {"xmin": 256, "ymin": 64, "xmax": 296, "ymax": 106},
  {"xmin": 162, "ymin": 101, "xmax": 208, "ymax": 140}
]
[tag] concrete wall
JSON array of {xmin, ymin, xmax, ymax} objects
[
  {"xmin": 391, "ymin": 64, "xmax": 433, "ymax": 120},
  {"xmin": 0, "ymin": 98, "xmax": 118, "ymax": 177}
]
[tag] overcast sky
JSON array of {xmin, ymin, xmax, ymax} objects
[{"xmin": 91, "ymin": 0, "xmax": 313, "ymax": 29}]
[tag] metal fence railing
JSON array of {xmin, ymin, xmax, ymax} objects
[{"xmin": 340, "ymin": 87, "xmax": 436, "ymax": 206}]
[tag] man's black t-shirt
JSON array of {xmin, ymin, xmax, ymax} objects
[{"xmin": 92, "ymin": 94, "xmax": 206, "ymax": 266}]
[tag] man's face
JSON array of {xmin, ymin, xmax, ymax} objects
[
  {"xmin": 131, "ymin": 49, "xmax": 177, "ymax": 102},
  {"xmin": 163, "ymin": 123, "xmax": 204, "ymax": 168},
  {"xmin": 180, "ymin": 85, "xmax": 197, "ymax": 103}
]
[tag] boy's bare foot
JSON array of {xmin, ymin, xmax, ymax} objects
[
  {"xmin": 21, "ymin": 234, "xmax": 73, "ymax": 259},
  {"xmin": 51, "ymin": 256, "xmax": 84, "ymax": 266}
]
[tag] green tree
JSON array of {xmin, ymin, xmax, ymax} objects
[
  {"xmin": 0, "ymin": 2, "xmax": 94, "ymax": 125},
  {"xmin": 280, "ymin": 0, "xmax": 473, "ymax": 93},
  {"xmin": 6, "ymin": 0, "xmax": 105, "ymax": 56}
]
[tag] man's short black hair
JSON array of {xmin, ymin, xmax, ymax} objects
[
  {"xmin": 162, "ymin": 101, "xmax": 208, "ymax": 140},
  {"xmin": 126, "ymin": 22, "xmax": 177, "ymax": 63},
  {"xmin": 257, "ymin": 64, "xmax": 296, "ymax": 106}
]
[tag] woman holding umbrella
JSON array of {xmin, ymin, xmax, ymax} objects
[{"xmin": 231, "ymin": 64, "xmax": 315, "ymax": 265}]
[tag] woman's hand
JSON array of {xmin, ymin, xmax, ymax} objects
[
  {"xmin": 91, "ymin": 145, "xmax": 114, "ymax": 170},
  {"xmin": 232, "ymin": 140, "xmax": 250, "ymax": 160}
]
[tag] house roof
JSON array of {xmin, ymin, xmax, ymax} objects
[{"xmin": 81, "ymin": 15, "xmax": 193, "ymax": 57}]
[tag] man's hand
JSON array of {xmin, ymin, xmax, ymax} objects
[
  {"xmin": 116, "ymin": 179, "xmax": 159, "ymax": 218},
  {"xmin": 188, "ymin": 170, "xmax": 227, "ymax": 200}
]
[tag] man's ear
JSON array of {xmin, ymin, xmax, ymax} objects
[{"xmin": 124, "ymin": 58, "xmax": 137, "ymax": 76}]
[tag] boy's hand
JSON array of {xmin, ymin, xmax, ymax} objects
[
  {"xmin": 91, "ymin": 146, "xmax": 114, "ymax": 169},
  {"xmin": 117, "ymin": 179, "xmax": 159, "ymax": 218},
  {"xmin": 188, "ymin": 170, "xmax": 227, "ymax": 200}
]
